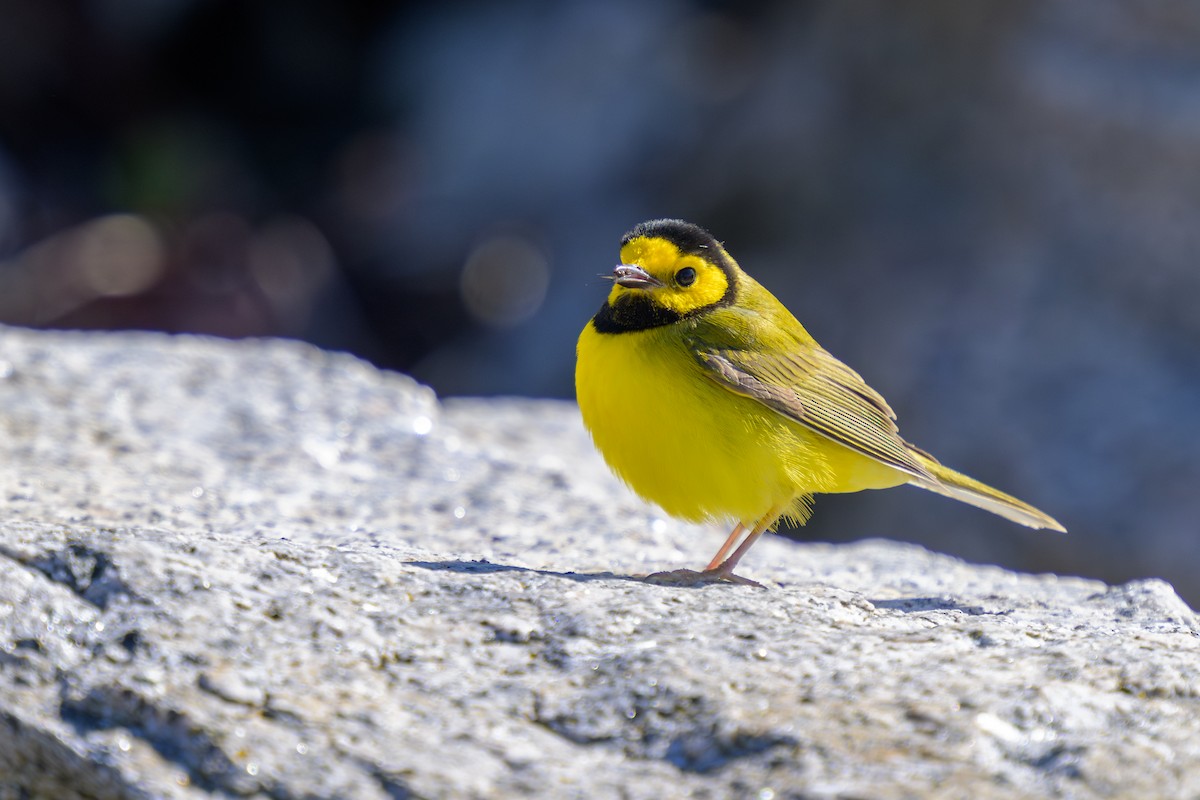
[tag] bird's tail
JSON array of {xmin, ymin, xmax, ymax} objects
[{"xmin": 906, "ymin": 448, "xmax": 1066, "ymax": 532}]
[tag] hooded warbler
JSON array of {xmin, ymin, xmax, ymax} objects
[{"xmin": 575, "ymin": 219, "xmax": 1064, "ymax": 585}]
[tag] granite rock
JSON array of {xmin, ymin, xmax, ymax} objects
[{"xmin": 0, "ymin": 326, "xmax": 1197, "ymax": 799}]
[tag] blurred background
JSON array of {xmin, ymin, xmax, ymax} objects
[{"xmin": 1, "ymin": 1, "xmax": 1197, "ymax": 602}]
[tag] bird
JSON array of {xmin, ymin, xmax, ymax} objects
[{"xmin": 575, "ymin": 218, "xmax": 1064, "ymax": 585}]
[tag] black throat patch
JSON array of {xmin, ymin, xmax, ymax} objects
[{"xmin": 591, "ymin": 293, "xmax": 683, "ymax": 333}]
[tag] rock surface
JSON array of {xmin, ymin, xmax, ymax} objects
[{"xmin": 0, "ymin": 325, "xmax": 1197, "ymax": 799}]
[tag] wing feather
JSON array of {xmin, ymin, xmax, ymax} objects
[{"xmin": 692, "ymin": 343, "xmax": 933, "ymax": 481}]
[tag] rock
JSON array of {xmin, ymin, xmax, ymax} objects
[{"xmin": 0, "ymin": 325, "xmax": 1197, "ymax": 799}]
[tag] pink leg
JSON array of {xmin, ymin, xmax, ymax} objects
[
  {"xmin": 703, "ymin": 522, "xmax": 746, "ymax": 571},
  {"xmin": 706, "ymin": 505, "xmax": 787, "ymax": 582}
]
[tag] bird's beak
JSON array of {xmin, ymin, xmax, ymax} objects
[{"xmin": 612, "ymin": 264, "xmax": 663, "ymax": 289}]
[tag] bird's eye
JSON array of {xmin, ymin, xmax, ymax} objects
[{"xmin": 675, "ymin": 267, "xmax": 697, "ymax": 286}]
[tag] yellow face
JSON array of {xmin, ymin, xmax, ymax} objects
[{"xmin": 609, "ymin": 236, "xmax": 730, "ymax": 316}]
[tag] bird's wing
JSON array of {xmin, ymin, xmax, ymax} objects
[{"xmin": 691, "ymin": 341, "xmax": 934, "ymax": 481}]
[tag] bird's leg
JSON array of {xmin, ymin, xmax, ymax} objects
[
  {"xmin": 703, "ymin": 522, "xmax": 746, "ymax": 571},
  {"xmin": 645, "ymin": 509, "xmax": 783, "ymax": 588},
  {"xmin": 705, "ymin": 505, "xmax": 786, "ymax": 584}
]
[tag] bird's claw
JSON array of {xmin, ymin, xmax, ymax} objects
[{"xmin": 642, "ymin": 568, "xmax": 765, "ymax": 588}]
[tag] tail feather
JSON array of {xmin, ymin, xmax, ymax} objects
[{"xmin": 907, "ymin": 450, "xmax": 1066, "ymax": 532}]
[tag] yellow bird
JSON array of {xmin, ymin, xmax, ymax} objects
[{"xmin": 575, "ymin": 219, "xmax": 1064, "ymax": 585}]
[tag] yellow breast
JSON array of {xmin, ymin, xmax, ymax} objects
[
  {"xmin": 576, "ymin": 320, "xmax": 908, "ymax": 526},
  {"xmin": 577, "ymin": 322, "xmax": 798, "ymax": 524}
]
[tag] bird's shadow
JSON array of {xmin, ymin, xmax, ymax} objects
[
  {"xmin": 407, "ymin": 559, "xmax": 742, "ymax": 588},
  {"xmin": 408, "ymin": 561, "xmax": 1009, "ymax": 608},
  {"xmin": 408, "ymin": 558, "xmax": 636, "ymax": 583},
  {"xmin": 868, "ymin": 596, "xmax": 1004, "ymax": 616}
]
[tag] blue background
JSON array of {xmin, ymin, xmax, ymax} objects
[{"xmin": 0, "ymin": 2, "xmax": 1196, "ymax": 602}]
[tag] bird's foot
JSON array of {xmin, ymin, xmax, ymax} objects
[
  {"xmin": 704, "ymin": 568, "xmax": 765, "ymax": 588},
  {"xmin": 642, "ymin": 568, "xmax": 765, "ymax": 588}
]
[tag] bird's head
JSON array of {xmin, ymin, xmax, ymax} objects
[{"xmin": 595, "ymin": 219, "xmax": 739, "ymax": 332}]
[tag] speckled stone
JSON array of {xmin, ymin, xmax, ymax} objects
[{"xmin": 0, "ymin": 326, "xmax": 1197, "ymax": 799}]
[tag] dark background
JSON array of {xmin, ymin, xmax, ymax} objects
[{"xmin": 1, "ymin": 1, "xmax": 1197, "ymax": 602}]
